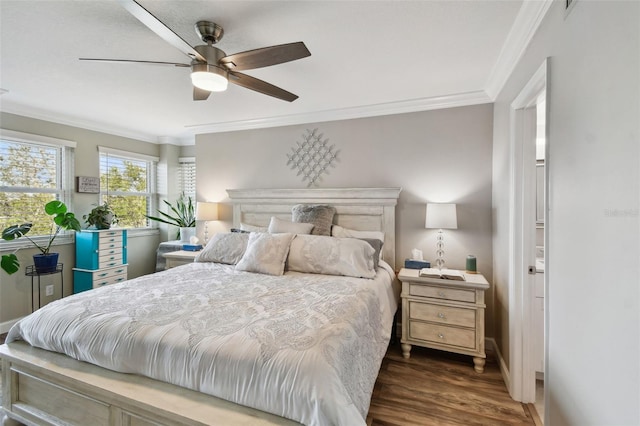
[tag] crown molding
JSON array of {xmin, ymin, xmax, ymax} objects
[
  {"xmin": 187, "ymin": 90, "xmax": 492, "ymax": 135},
  {"xmin": 484, "ymin": 0, "xmax": 554, "ymax": 100},
  {"xmin": 0, "ymin": 101, "xmax": 160, "ymax": 144}
]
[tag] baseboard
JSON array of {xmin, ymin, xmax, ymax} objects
[
  {"xmin": 486, "ymin": 337, "xmax": 511, "ymax": 395},
  {"xmin": 0, "ymin": 317, "xmax": 23, "ymax": 335}
]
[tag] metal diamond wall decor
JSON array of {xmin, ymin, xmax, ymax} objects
[{"xmin": 286, "ymin": 128, "xmax": 339, "ymax": 187}]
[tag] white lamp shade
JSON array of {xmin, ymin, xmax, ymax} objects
[
  {"xmin": 196, "ymin": 202, "xmax": 218, "ymax": 221},
  {"xmin": 425, "ymin": 203, "xmax": 457, "ymax": 229}
]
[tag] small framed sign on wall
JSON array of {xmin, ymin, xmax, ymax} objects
[{"xmin": 76, "ymin": 176, "xmax": 100, "ymax": 193}]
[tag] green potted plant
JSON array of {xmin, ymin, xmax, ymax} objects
[
  {"xmin": 1, "ymin": 200, "xmax": 82, "ymax": 275},
  {"xmin": 146, "ymin": 193, "xmax": 196, "ymax": 242},
  {"xmin": 84, "ymin": 203, "xmax": 118, "ymax": 230}
]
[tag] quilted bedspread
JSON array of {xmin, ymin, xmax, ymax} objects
[{"xmin": 8, "ymin": 262, "xmax": 398, "ymax": 426}]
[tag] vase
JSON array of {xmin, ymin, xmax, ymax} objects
[
  {"xmin": 179, "ymin": 227, "xmax": 196, "ymax": 243},
  {"xmin": 33, "ymin": 253, "xmax": 59, "ymax": 273}
]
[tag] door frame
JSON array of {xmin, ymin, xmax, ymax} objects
[{"xmin": 508, "ymin": 59, "xmax": 548, "ymax": 403}]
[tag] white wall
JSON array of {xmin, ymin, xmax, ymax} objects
[
  {"xmin": 196, "ymin": 104, "xmax": 496, "ymax": 334},
  {"xmin": 493, "ymin": 1, "xmax": 639, "ymax": 424}
]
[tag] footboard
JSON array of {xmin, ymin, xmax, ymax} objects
[{"xmin": 1, "ymin": 342, "xmax": 299, "ymax": 426}]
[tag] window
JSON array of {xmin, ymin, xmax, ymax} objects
[
  {"xmin": 98, "ymin": 146, "xmax": 158, "ymax": 230},
  {"xmin": 178, "ymin": 157, "xmax": 196, "ymax": 200},
  {"xmin": 0, "ymin": 130, "xmax": 75, "ymax": 246}
]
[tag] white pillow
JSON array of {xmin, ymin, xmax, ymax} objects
[
  {"xmin": 267, "ymin": 216, "xmax": 314, "ymax": 234},
  {"xmin": 235, "ymin": 232, "xmax": 295, "ymax": 276},
  {"xmin": 240, "ymin": 222, "xmax": 267, "ymax": 232},
  {"xmin": 195, "ymin": 232, "xmax": 249, "ymax": 264},
  {"xmin": 287, "ymin": 234, "xmax": 376, "ymax": 279},
  {"xmin": 331, "ymin": 225, "xmax": 385, "ymax": 242}
]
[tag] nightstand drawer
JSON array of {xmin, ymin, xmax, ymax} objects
[
  {"xmin": 409, "ymin": 322, "xmax": 476, "ymax": 349},
  {"xmin": 409, "ymin": 284, "xmax": 476, "ymax": 303},
  {"xmin": 409, "ymin": 302, "xmax": 476, "ymax": 328}
]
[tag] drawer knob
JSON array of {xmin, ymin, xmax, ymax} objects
[
  {"xmin": 437, "ymin": 333, "xmax": 445, "ymax": 339},
  {"xmin": 437, "ymin": 312, "xmax": 447, "ymax": 320},
  {"xmin": 438, "ymin": 291, "xmax": 446, "ymax": 297}
]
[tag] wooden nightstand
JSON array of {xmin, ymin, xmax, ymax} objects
[
  {"xmin": 162, "ymin": 250, "xmax": 199, "ymax": 269},
  {"xmin": 398, "ymin": 268, "xmax": 490, "ymax": 373}
]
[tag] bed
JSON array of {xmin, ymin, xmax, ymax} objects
[{"xmin": 1, "ymin": 187, "xmax": 401, "ymax": 426}]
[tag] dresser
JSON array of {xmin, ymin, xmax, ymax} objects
[
  {"xmin": 398, "ymin": 268, "xmax": 490, "ymax": 373},
  {"xmin": 73, "ymin": 229, "xmax": 128, "ymax": 293}
]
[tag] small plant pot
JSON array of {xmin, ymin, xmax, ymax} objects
[
  {"xmin": 33, "ymin": 253, "xmax": 59, "ymax": 273},
  {"xmin": 179, "ymin": 227, "xmax": 196, "ymax": 243},
  {"xmin": 96, "ymin": 213, "xmax": 114, "ymax": 230}
]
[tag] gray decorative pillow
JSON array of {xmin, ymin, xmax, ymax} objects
[
  {"xmin": 195, "ymin": 232, "xmax": 249, "ymax": 264},
  {"xmin": 291, "ymin": 204, "xmax": 336, "ymax": 236},
  {"xmin": 287, "ymin": 234, "xmax": 376, "ymax": 279},
  {"xmin": 359, "ymin": 238, "xmax": 384, "ymax": 269},
  {"xmin": 267, "ymin": 216, "xmax": 314, "ymax": 234},
  {"xmin": 235, "ymin": 232, "xmax": 295, "ymax": 276}
]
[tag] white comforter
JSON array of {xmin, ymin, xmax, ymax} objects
[{"xmin": 8, "ymin": 262, "xmax": 398, "ymax": 426}]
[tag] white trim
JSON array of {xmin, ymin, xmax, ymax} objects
[
  {"xmin": 1, "ymin": 102, "xmax": 159, "ymax": 144},
  {"xmin": 508, "ymin": 59, "xmax": 548, "ymax": 403},
  {"xmin": 178, "ymin": 157, "xmax": 195, "ymax": 163},
  {"xmin": 487, "ymin": 337, "xmax": 511, "ymax": 393},
  {"xmin": 187, "ymin": 91, "xmax": 492, "ymax": 134},
  {"xmin": 0, "ymin": 128, "xmax": 76, "ymax": 148},
  {"xmin": 98, "ymin": 145, "xmax": 159, "ymax": 162},
  {"xmin": 485, "ymin": 0, "xmax": 554, "ymax": 100}
]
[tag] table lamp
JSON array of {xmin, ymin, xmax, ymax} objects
[
  {"xmin": 195, "ymin": 202, "xmax": 218, "ymax": 244},
  {"xmin": 425, "ymin": 203, "xmax": 457, "ymax": 270}
]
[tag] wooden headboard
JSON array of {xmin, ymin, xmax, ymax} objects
[{"xmin": 227, "ymin": 188, "xmax": 402, "ymax": 269}]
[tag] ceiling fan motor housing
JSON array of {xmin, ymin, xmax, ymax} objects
[
  {"xmin": 191, "ymin": 44, "xmax": 229, "ymax": 91},
  {"xmin": 196, "ymin": 21, "xmax": 224, "ymax": 44}
]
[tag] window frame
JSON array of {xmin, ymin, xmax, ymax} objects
[
  {"xmin": 98, "ymin": 146, "xmax": 159, "ymax": 236},
  {"xmin": 178, "ymin": 156, "xmax": 196, "ymax": 200},
  {"xmin": 0, "ymin": 129, "xmax": 76, "ymax": 250}
]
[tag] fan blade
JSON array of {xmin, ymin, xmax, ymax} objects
[
  {"xmin": 79, "ymin": 58, "xmax": 190, "ymax": 67},
  {"xmin": 229, "ymin": 71, "xmax": 298, "ymax": 102},
  {"xmin": 220, "ymin": 42, "xmax": 310, "ymax": 71},
  {"xmin": 119, "ymin": 0, "xmax": 205, "ymax": 62},
  {"xmin": 193, "ymin": 87, "xmax": 211, "ymax": 101}
]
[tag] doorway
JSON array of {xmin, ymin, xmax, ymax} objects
[{"xmin": 507, "ymin": 59, "xmax": 549, "ymax": 417}]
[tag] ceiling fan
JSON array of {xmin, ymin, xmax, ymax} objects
[{"xmin": 80, "ymin": 0, "xmax": 311, "ymax": 102}]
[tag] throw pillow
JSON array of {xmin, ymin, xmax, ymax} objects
[{"xmin": 235, "ymin": 232, "xmax": 295, "ymax": 276}]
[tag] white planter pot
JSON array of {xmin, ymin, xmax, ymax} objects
[{"xmin": 179, "ymin": 227, "xmax": 196, "ymax": 243}]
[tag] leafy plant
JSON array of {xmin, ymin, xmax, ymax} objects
[
  {"xmin": 1, "ymin": 200, "xmax": 82, "ymax": 275},
  {"xmin": 83, "ymin": 203, "xmax": 118, "ymax": 230},
  {"xmin": 146, "ymin": 193, "xmax": 195, "ymax": 237}
]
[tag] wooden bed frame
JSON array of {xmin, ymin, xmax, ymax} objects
[{"xmin": 1, "ymin": 187, "xmax": 401, "ymax": 426}]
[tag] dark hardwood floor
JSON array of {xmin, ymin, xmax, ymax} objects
[
  {"xmin": 0, "ymin": 333, "xmax": 534, "ymax": 425},
  {"xmin": 366, "ymin": 343, "xmax": 536, "ymax": 425}
]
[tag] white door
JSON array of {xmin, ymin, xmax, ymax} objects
[{"xmin": 508, "ymin": 59, "xmax": 548, "ymax": 404}]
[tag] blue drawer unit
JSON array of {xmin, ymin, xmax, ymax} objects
[{"xmin": 74, "ymin": 229, "xmax": 128, "ymax": 293}]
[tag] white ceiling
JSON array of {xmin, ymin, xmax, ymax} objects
[{"xmin": 0, "ymin": 1, "xmax": 547, "ymax": 145}]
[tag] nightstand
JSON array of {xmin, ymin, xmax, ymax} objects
[
  {"xmin": 398, "ymin": 268, "xmax": 490, "ymax": 373},
  {"xmin": 163, "ymin": 250, "xmax": 199, "ymax": 269}
]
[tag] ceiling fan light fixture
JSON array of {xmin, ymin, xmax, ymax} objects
[{"xmin": 191, "ymin": 63, "xmax": 228, "ymax": 92}]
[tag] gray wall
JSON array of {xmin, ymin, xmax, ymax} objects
[
  {"xmin": 0, "ymin": 112, "xmax": 162, "ymax": 330},
  {"xmin": 492, "ymin": 1, "xmax": 639, "ymax": 424},
  {"xmin": 195, "ymin": 104, "xmax": 495, "ymax": 335}
]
